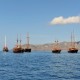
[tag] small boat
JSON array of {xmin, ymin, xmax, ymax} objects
[
  {"xmin": 24, "ymin": 48, "xmax": 31, "ymax": 52},
  {"xmin": 13, "ymin": 35, "xmax": 24, "ymax": 53},
  {"xmin": 52, "ymin": 40, "xmax": 61, "ymax": 53},
  {"xmin": 68, "ymin": 31, "xmax": 78, "ymax": 53},
  {"xmin": 3, "ymin": 36, "xmax": 9, "ymax": 52},
  {"xmin": 68, "ymin": 48, "xmax": 78, "ymax": 53},
  {"xmin": 13, "ymin": 47, "xmax": 24, "ymax": 53},
  {"xmin": 24, "ymin": 33, "xmax": 31, "ymax": 52},
  {"xmin": 52, "ymin": 49, "xmax": 61, "ymax": 53},
  {"xmin": 3, "ymin": 47, "xmax": 9, "ymax": 52}
]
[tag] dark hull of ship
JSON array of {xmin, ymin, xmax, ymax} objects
[
  {"xmin": 24, "ymin": 48, "xmax": 31, "ymax": 52},
  {"xmin": 13, "ymin": 48, "xmax": 24, "ymax": 53},
  {"xmin": 52, "ymin": 50, "xmax": 61, "ymax": 53},
  {"xmin": 3, "ymin": 47, "xmax": 9, "ymax": 52},
  {"xmin": 68, "ymin": 49, "xmax": 78, "ymax": 53}
]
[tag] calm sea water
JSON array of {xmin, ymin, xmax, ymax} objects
[{"xmin": 0, "ymin": 51, "xmax": 80, "ymax": 80}]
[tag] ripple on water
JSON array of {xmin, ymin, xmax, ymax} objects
[{"xmin": 0, "ymin": 52, "xmax": 80, "ymax": 80}]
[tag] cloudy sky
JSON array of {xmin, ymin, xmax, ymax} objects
[{"xmin": 0, "ymin": 0, "xmax": 80, "ymax": 49}]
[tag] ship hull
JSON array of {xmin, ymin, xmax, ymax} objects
[
  {"xmin": 13, "ymin": 51, "xmax": 24, "ymax": 53},
  {"xmin": 52, "ymin": 50, "xmax": 61, "ymax": 53},
  {"xmin": 68, "ymin": 50, "xmax": 78, "ymax": 53},
  {"xmin": 3, "ymin": 50, "xmax": 9, "ymax": 52},
  {"xmin": 24, "ymin": 48, "xmax": 31, "ymax": 52},
  {"xmin": 13, "ymin": 48, "xmax": 24, "ymax": 53},
  {"xmin": 3, "ymin": 47, "xmax": 9, "ymax": 52}
]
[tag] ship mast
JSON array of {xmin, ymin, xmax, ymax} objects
[
  {"xmin": 56, "ymin": 40, "xmax": 59, "ymax": 49},
  {"xmin": 71, "ymin": 32, "xmax": 73, "ymax": 48},
  {"xmin": 54, "ymin": 40, "xmax": 59, "ymax": 50},
  {"xmin": 73, "ymin": 30, "xmax": 75, "ymax": 48},
  {"xmin": 53, "ymin": 41, "xmax": 56, "ymax": 49},
  {"xmin": 26, "ymin": 33, "xmax": 30, "ymax": 49},
  {"xmin": 20, "ymin": 34, "xmax": 22, "ymax": 48},
  {"xmin": 16, "ymin": 34, "xmax": 19, "ymax": 48},
  {"xmin": 3, "ymin": 35, "xmax": 9, "ymax": 52},
  {"xmin": 71, "ymin": 30, "xmax": 75, "ymax": 48},
  {"xmin": 4, "ymin": 35, "xmax": 7, "ymax": 47}
]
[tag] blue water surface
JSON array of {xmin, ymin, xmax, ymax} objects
[{"xmin": 0, "ymin": 51, "xmax": 80, "ymax": 80}]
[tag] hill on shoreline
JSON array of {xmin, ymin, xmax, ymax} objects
[{"xmin": 22, "ymin": 42, "xmax": 80, "ymax": 51}]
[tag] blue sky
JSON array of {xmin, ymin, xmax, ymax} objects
[{"xmin": 0, "ymin": 0, "xmax": 80, "ymax": 49}]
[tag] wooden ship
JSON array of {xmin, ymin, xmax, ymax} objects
[
  {"xmin": 3, "ymin": 36, "xmax": 9, "ymax": 52},
  {"xmin": 13, "ymin": 35, "xmax": 24, "ymax": 53},
  {"xmin": 68, "ymin": 32, "xmax": 78, "ymax": 53},
  {"xmin": 52, "ymin": 40, "xmax": 61, "ymax": 53},
  {"xmin": 24, "ymin": 33, "xmax": 31, "ymax": 52}
]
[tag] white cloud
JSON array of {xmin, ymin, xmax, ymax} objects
[{"xmin": 50, "ymin": 16, "xmax": 80, "ymax": 25}]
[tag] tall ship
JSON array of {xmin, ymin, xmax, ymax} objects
[
  {"xmin": 13, "ymin": 35, "xmax": 24, "ymax": 53},
  {"xmin": 68, "ymin": 31, "xmax": 78, "ymax": 53},
  {"xmin": 3, "ymin": 36, "xmax": 9, "ymax": 52},
  {"xmin": 52, "ymin": 40, "xmax": 61, "ymax": 53},
  {"xmin": 24, "ymin": 33, "xmax": 31, "ymax": 52}
]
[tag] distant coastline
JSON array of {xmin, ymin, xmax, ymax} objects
[{"xmin": 22, "ymin": 41, "xmax": 80, "ymax": 51}]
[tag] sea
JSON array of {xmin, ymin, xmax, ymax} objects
[{"xmin": 0, "ymin": 51, "xmax": 80, "ymax": 80}]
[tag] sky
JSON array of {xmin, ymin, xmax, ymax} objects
[{"xmin": 0, "ymin": 0, "xmax": 80, "ymax": 49}]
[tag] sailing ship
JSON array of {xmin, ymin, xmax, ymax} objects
[
  {"xmin": 68, "ymin": 31, "xmax": 78, "ymax": 53},
  {"xmin": 52, "ymin": 40, "xmax": 61, "ymax": 53},
  {"xmin": 24, "ymin": 33, "xmax": 31, "ymax": 52},
  {"xmin": 13, "ymin": 35, "xmax": 24, "ymax": 53},
  {"xmin": 3, "ymin": 36, "xmax": 9, "ymax": 52}
]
